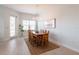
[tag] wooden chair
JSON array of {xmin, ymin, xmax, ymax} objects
[
  {"xmin": 42, "ymin": 32, "xmax": 49, "ymax": 46},
  {"xmin": 28, "ymin": 30, "xmax": 34, "ymax": 44},
  {"xmin": 36, "ymin": 35, "xmax": 43, "ymax": 46}
]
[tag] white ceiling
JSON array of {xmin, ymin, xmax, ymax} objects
[
  {"xmin": 3, "ymin": 4, "xmax": 79, "ymax": 15},
  {"xmin": 2, "ymin": 4, "xmax": 79, "ymax": 21},
  {"xmin": 3, "ymin": 4, "xmax": 52, "ymax": 15}
]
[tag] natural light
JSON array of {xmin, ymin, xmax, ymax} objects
[
  {"xmin": 22, "ymin": 20, "xmax": 36, "ymax": 30},
  {"xmin": 10, "ymin": 16, "xmax": 16, "ymax": 37}
]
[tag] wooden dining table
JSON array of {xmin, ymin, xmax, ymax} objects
[{"xmin": 28, "ymin": 30, "xmax": 49, "ymax": 47}]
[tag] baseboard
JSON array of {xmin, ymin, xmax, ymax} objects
[
  {"xmin": 61, "ymin": 43, "xmax": 79, "ymax": 53},
  {"xmin": 0, "ymin": 36, "xmax": 12, "ymax": 42},
  {"xmin": 49, "ymin": 39, "xmax": 79, "ymax": 53},
  {"xmin": 0, "ymin": 38, "xmax": 9, "ymax": 42}
]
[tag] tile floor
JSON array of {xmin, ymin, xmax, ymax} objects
[{"xmin": 0, "ymin": 37, "xmax": 79, "ymax": 55}]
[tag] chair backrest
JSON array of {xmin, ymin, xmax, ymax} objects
[{"xmin": 28, "ymin": 30, "xmax": 33, "ymax": 40}]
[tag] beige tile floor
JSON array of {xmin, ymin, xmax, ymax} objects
[
  {"xmin": 41, "ymin": 47, "xmax": 79, "ymax": 55},
  {"xmin": 0, "ymin": 37, "xmax": 30, "ymax": 55},
  {"xmin": 0, "ymin": 37, "xmax": 79, "ymax": 55}
]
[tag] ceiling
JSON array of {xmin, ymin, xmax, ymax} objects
[
  {"xmin": 4, "ymin": 4, "xmax": 78, "ymax": 14},
  {"xmin": 3, "ymin": 4, "xmax": 79, "ymax": 17},
  {"xmin": 3, "ymin": 4, "xmax": 53, "ymax": 15}
]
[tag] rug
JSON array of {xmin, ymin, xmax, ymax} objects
[{"xmin": 25, "ymin": 39, "xmax": 59, "ymax": 55}]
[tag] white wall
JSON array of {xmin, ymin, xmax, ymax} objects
[
  {"xmin": 0, "ymin": 5, "xmax": 20, "ymax": 41},
  {"xmin": 0, "ymin": 12, "xmax": 4, "ymax": 40},
  {"xmin": 46, "ymin": 5, "xmax": 79, "ymax": 52}
]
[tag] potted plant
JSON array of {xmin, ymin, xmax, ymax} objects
[{"xmin": 19, "ymin": 24, "xmax": 24, "ymax": 37}]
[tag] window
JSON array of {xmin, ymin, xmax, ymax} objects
[
  {"xmin": 23, "ymin": 20, "xmax": 29, "ymax": 30},
  {"xmin": 10, "ymin": 16, "xmax": 16, "ymax": 37},
  {"xmin": 22, "ymin": 20, "xmax": 36, "ymax": 30},
  {"xmin": 38, "ymin": 21, "xmax": 46, "ymax": 30},
  {"xmin": 44, "ymin": 21, "xmax": 48, "ymax": 28},
  {"xmin": 30, "ymin": 21, "xmax": 36, "ymax": 30},
  {"xmin": 43, "ymin": 19, "xmax": 56, "ymax": 29},
  {"xmin": 22, "ymin": 19, "xmax": 56, "ymax": 31}
]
